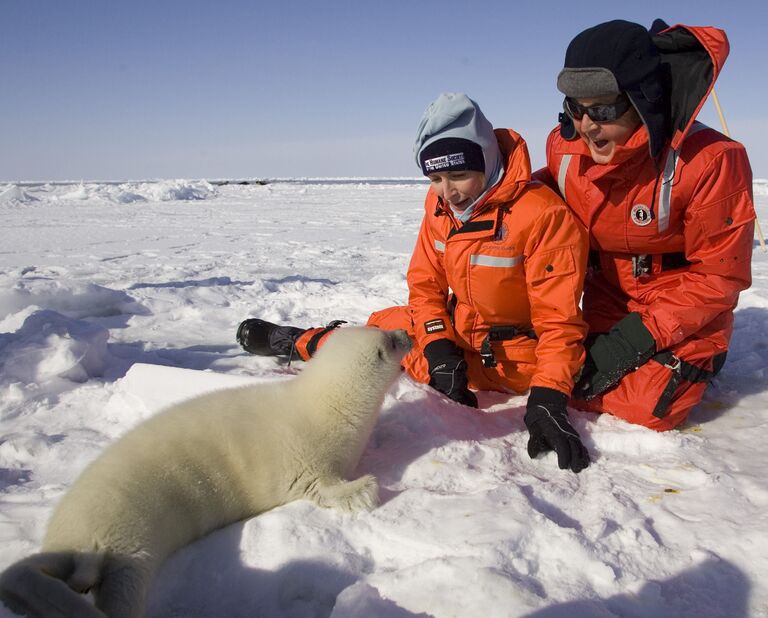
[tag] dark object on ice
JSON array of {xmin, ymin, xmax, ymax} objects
[{"xmin": 210, "ymin": 179, "xmax": 269, "ymax": 186}]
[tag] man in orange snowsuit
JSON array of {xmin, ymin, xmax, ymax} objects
[
  {"xmin": 536, "ymin": 20, "xmax": 755, "ymax": 431},
  {"xmin": 238, "ymin": 93, "xmax": 592, "ymax": 472}
]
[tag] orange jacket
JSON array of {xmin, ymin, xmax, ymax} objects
[
  {"xmin": 537, "ymin": 24, "xmax": 755, "ymax": 361},
  {"xmin": 408, "ymin": 128, "xmax": 588, "ymax": 396}
]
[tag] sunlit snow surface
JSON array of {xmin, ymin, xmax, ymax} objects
[{"xmin": 1, "ymin": 178, "xmax": 767, "ymax": 617}]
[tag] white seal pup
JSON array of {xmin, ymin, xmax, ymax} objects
[{"xmin": 0, "ymin": 326, "xmax": 410, "ymax": 618}]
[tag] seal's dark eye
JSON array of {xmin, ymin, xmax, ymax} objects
[{"xmin": 377, "ymin": 348, "xmax": 385, "ymax": 360}]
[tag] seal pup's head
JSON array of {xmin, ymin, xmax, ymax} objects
[
  {"xmin": 295, "ymin": 327, "xmax": 411, "ymax": 478},
  {"xmin": 304, "ymin": 327, "xmax": 410, "ymax": 383},
  {"xmin": 297, "ymin": 327, "xmax": 411, "ymax": 413}
]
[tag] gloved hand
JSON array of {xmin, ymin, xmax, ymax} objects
[
  {"xmin": 423, "ymin": 339, "xmax": 478, "ymax": 408},
  {"xmin": 524, "ymin": 387, "xmax": 589, "ymax": 473},
  {"xmin": 574, "ymin": 312, "xmax": 656, "ymax": 400}
]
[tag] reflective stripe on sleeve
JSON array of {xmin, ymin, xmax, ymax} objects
[
  {"xmin": 658, "ymin": 122, "xmax": 708, "ymax": 233},
  {"xmin": 469, "ymin": 254, "xmax": 523, "ymax": 267},
  {"xmin": 658, "ymin": 147, "xmax": 679, "ymax": 233},
  {"xmin": 557, "ymin": 154, "xmax": 572, "ymax": 201}
]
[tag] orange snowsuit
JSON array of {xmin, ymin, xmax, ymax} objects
[
  {"xmin": 298, "ymin": 129, "xmax": 589, "ymax": 398},
  {"xmin": 536, "ymin": 24, "xmax": 756, "ymax": 429}
]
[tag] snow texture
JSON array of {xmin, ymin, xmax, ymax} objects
[{"xmin": 0, "ymin": 178, "xmax": 767, "ymax": 617}]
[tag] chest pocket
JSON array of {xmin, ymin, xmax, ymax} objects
[
  {"xmin": 526, "ymin": 247, "xmax": 579, "ymax": 317},
  {"xmin": 467, "ymin": 247, "xmax": 527, "ymax": 321},
  {"xmin": 693, "ymin": 192, "xmax": 755, "ymax": 240}
]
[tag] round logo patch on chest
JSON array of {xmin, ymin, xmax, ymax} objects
[{"xmin": 631, "ymin": 204, "xmax": 653, "ymax": 227}]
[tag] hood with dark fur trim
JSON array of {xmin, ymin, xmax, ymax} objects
[
  {"xmin": 557, "ymin": 20, "xmax": 729, "ymax": 159},
  {"xmin": 652, "ymin": 22, "xmax": 729, "ymax": 150}
]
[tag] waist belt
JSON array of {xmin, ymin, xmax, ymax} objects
[
  {"xmin": 652, "ymin": 350, "xmax": 727, "ymax": 418},
  {"xmin": 588, "ymin": 250, "xmax": 691, "ymax": 278},
  {"xmin": 480, "ymin": 325, "xmax": 537, "ymax": 368}
]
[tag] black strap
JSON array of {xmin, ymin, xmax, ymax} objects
[
  {"xmin": 651, "ymin": 350, "xmax": 726, "ymax": 418},
  {"xmin": 480, "ymin": 325, "xmax": 537, "ymax": 368},
  {"xmin": 447, "ymin": 220, "xmax": 494, "ymax": 239},
  {"xmin": 306, "ymin": 320, "xmax": 347, "ymax": 357},
  {"xmin": 660, "ymin": 252, "xmax": 691, "ymax": 271},
  {"xmin": 590, "ymin": 251, "xmax": 690, "ymax": 277},
  {"xmin": 631, "ymin": 252, "xmax": 691, "ymax": 278},
  {"xmin": 588, "ymin": 249, "xmax": 601, "ymax": 271},
  {"xmin": 651, "ymin": 353, "xmax": 683, "ymax": 419},
  {"xmin": 446, "ymin": 294, "xmax": 457, "ymax": 321}
]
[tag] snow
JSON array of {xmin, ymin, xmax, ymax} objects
[{"xmin": 1, "ymin": 178, "xmax": 767, "ymax": 617}]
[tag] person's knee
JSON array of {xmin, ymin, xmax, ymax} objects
[
  {"xmin": 366, "ymin": 306, "xmax": 413, "ymax": 332},
  {"xmin": 570, "ymin": 364, "xmax": 708, "ymax": 431}
]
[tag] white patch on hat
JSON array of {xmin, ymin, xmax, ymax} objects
[{"xmin": 424, "ymin": 152, "xmax": 466, "ymax": 172}]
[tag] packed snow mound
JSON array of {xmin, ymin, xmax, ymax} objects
[
  {"xmin": 133, "ymin": 179, "xmax": 218, "ymax": 202},
  {"xmin": 56, "ymin": 179, "xmax": 218, "ymax": 203},
  {"xmin": 58, "ymin": 183, "xmax": 91, "ymax": 200},
  {"xmin": 754, "ymin": 178, "xmax": 768, "ymax": 196},
  {"xmin": 0, "ymin": 279, "xmax": 146, "ymax": 327},
  {"xmin": 0, "ymin": 310, "xmax": 110, "ymax": 384},
  {"xmin": 0, "ymin": 184, "xmax": 39, "ymax": 205}
]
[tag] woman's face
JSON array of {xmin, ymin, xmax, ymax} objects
[
  {"xmin": 571, "ymin": 95, "xmax": 642, "ymax": 164},
  {"xmin": 427, "ymin": 170, "xmax": 486, "ymax": 211}
]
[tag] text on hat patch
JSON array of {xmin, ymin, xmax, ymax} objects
[{"xmin": 424, "ymin": 153, "xmax": 466, "ymax": 172}]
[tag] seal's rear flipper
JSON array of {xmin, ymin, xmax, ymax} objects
[{"xmin": 0, "ymin": 552, "xmax": 106, "ymax": 617}]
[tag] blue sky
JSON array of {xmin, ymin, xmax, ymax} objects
[{"xmin": 2, "ymin": 0, "xmax": 766, "ymax": 181}]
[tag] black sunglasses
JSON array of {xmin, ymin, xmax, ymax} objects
[{"xmin": 563, "ymin": 95, "xmax": 632, "ymax": 122}]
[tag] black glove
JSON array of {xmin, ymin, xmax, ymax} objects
[
  {"xmin": 524, "ymin": 387, "xmax": 590, "ymax": 473},
  {"xmin": 574, "ymin": 312, "xmax": 656, "ymax": 400},
  {"xmin": 423, "ymin": 339, "xmax": 478, "ymax": 408}
]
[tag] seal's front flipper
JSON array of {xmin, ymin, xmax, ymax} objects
[{"xmin": 311, "ymin": 475, "xmax": 379, "ymax": 512}]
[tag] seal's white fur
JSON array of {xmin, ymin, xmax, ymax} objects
[{"xmin": 0, "ymin": 327, "xmax": 410, "ymax": 618}]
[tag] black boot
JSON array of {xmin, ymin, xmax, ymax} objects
[{"xmin": 236, "ymin": 318, "xmax": 307, "ymax": 356}]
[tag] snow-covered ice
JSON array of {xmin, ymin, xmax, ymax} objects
[{"xmin": 0, "ymin": 178, "xmax": 767, "ymax": 617}]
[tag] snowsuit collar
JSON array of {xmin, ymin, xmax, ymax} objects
[{"xmin": 556, "ymin": 122, "xmax": 652, "ymax": 181}]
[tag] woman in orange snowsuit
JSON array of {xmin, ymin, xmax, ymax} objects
[
  {"xmin": 536, "ymin": 20, "xmax": 756, "ymax": 431},
  {"xmin": 385, "ymin": 101, "xmax": 588, "ymax": 400},
  {"xmin": 238, "ymin": 93, "xmax": 591, "ymax": 472}
]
